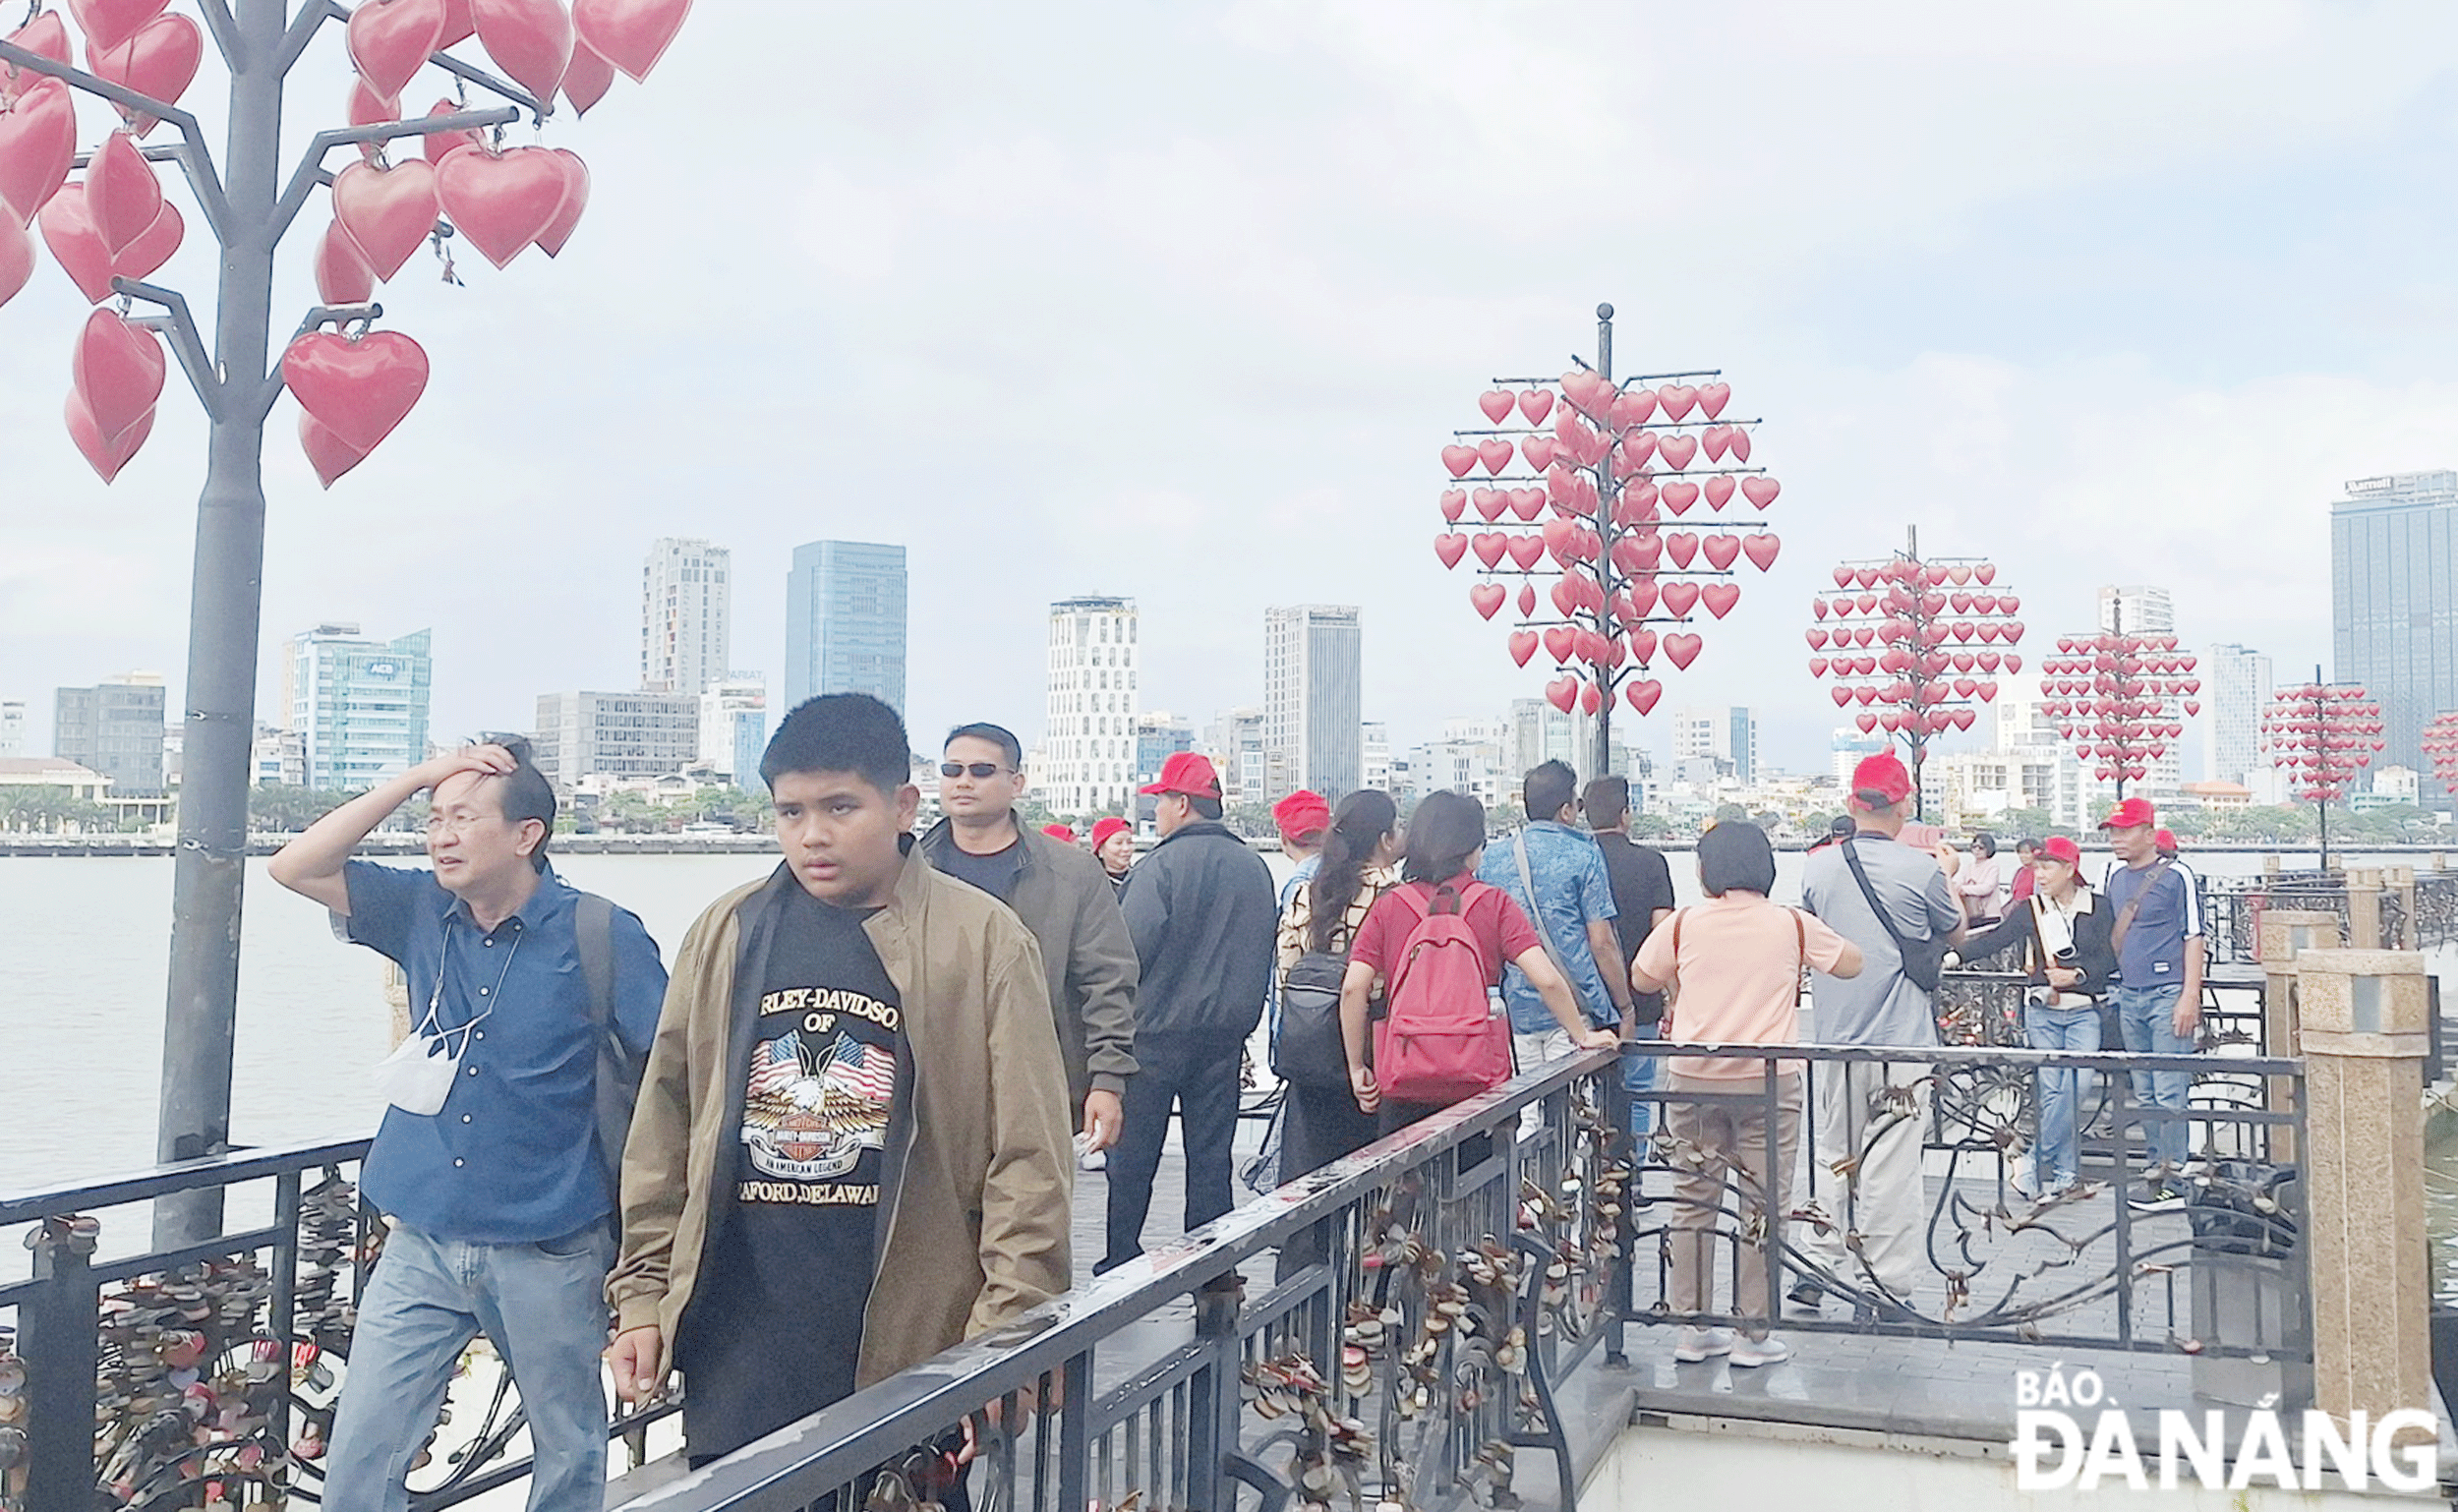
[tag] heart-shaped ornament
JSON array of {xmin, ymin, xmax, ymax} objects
[
  {"xmin": 1469, "ymin": 533, "xmax": 1506, "ymax": 568},
  {"xmin": 1469, "ymin": 582, "xmax": 1504, "ymax": 619},
  {"xmin": 3, "ymin": 13, "xmax": 71, "ymax": 103},
  {"xmin": 1543, "ymin": 625, "xmax": 1576, "ymax": 663},
  {"xmin": 0, "ymin": 77, "xmax": 78, "ymax": 224},
  {"xmin": 1742, "ymin": 533, "xmax": 1780, "ymax": 571},
  {"xmin": 571, "ymin": 0, "xmax": 688, "ymax": 80},
  {"xmin": 1477, "ymin": 388, "xmax": 1513, "ymax": 424},
  {"xmin": 1662, "ymin": 633, "xmax": 1703, "ymax": 669},
  {"xmin": 1696, "ymin": 380, "xmax": 1730, "ymax": 419},
  {"xmin": 473, "ymin": 0, "xmax": 574, "ymax": 103},
  {"xmin": 1437, "ymin": 488, "xmax": 1466, "ymax": 522},
  {"xmin": 65, "ymin": 0, "xmax": 169, "ymax": 54},
  {"xmin": 37, "ymin": 182, "xmax": 111, "ymax": 300},
  {"xmin": 1657, "ymin": 433, "xmax": 1697, "ymax": 471},
  {"xmin": 298, "ymin": 411, "xmax": 374, "ymax": 488},
  {"xmin": 1440, "ymin": 443, "xmax": 1477, "ymax": 478},
  {"xmin": 72, "ymin": 308, "xmax": 164, "ymax": 444},
  {"xmin": 90, "ymin": 12, "xmax": 201, "ymax": 135},
  {"xmin": 1517, "ymin": 388, "xmax": 1553, "ymax": 424},
  {"xmin": 1660, "ymin": 581, "xmax": 1700, "ymax": 617},
  {"xmin": 348, "ymin": 74, "xmax": 402, "ymax": 131},
  {"xmin": 0, "ymin": 209, "xmax": 27, "ymax": 308},
  {"xmin": 1700, "ymin": 584, "xmax": 1740, "ymax": 618},
  {"xmin": 347, "ymin": 0, "xmax": 448, "ymax": 101},
  {"xmin": 282, "ymin": 328, "xmax": 431, "ymax": 450},
  {"xmin": 1580, "ymin": 681, "xmax": 1603, "ymax": 716},
  {"xmin": 1505, "ymin": 536, "xmax": 1545, "ymax": 570},
  {"xmin": 315, "ymin": 219, "xmax": 377, "ymax": 305},
  {"xmin": 65, "ymin": 388, "xmax": 149, "ymax": 480},
  {"xmin": 533, "ymin": 147, "xmax": 589, "ymax": 256},
  {"xmin": 1701, "ymin": 534, "xmax": 1741, "ymax": 571},
  {"xmin": 1663, "ymin": 532, "xmax": 1698, "ymax": 569},
  {"xmin": 560, "ymin": 34, "xmax": 617, "ymax": 112},
  {"xmin": 1433, "ymin": 533, "xmax": 1468, "ymax": 569},
  {"xmin": 418, "ymin": 98, "xmax": 486, "ymax": 165},
  {"xmin": 1625, "ymin": 679, "xmax": 1663, "ymax": 716},
  {"xmin": 1741, "ymin": 476, "xmax": 1781, "ymax": 508},
  {"xmin": 1546, "ymin": 676, "xmax": 1578, "ymax": 715},
  {"xmin": 437, "ymin": 145, "xmax": 569, "ymax": 266},
  {"xmin": 331, "ymin": 158, "xmax": 439, "ymax": 279},
  {"xmin": 1508, "ymin": 630, "xmax": 1539, "ymax": 668}
]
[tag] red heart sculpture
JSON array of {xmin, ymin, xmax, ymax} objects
[
  {"xmin": 1625, "ymin": 679, "xmax": 1663, "ymax": 716},
  {"xmin": 1663, "ymin": 532, "xmax": 1698, "ymax": 569},
  {"xmin": 1975, "ymin": 563, "xmax": 1996, "ymax": 585},
  {"xmin": 533, "ymin": 147, "xmax": 589, "ymax": 256},
  {"xmin": 1434, "ymin": 533, "xmax": 1468, "ymax": 569},
  {"xmin": 1508, "ymin": 487, "xmax": 1544, "ymax": 522},
  {"xmin": 1976, "ymin": 681, "xmax": 1997, "ymax": 701},
  {"xmin": 1808, "ymin": 657, "xmax": 1828, "ymax": 676},
  {"xmin": 315, "ymin": 219, "xmax": 376, "ymax": 305},
  {"xmin": 1470, "ymin": 487, "xmax": 1503, "ymax": 522},
  {"xmin": 1609, "ymin": 388, "xmax": 1657, "ymax": 430},
  {"xmin": 348, "ymin": 75, "xmax": 402, "ymax": 136},
  {"xmin": 1505, "ymin": 536, "xmax": 1546, "ymax": 570},
  {"xmin": 37, "ymin": 182, "xmax": 111, "ymax": 301},
  {"xmin": 1469, "ymin": 533, "xmax": 1506, "ymax": 568},
  {"xmin": 1540, "ymin": 516, "xmax": 1577, "ymax": 559},
  {"xmin": 1470, "ymin": 582, "xmax": 1505, "ymax": 619},
  {"xmin": 347, "ymin": 0, "xmax": 448, "ymax": 101},
  {"xmin": 1696, "ymin": 381, "xmax": 1730, "ymax": 419},
  {"xmin": 0, "ymin": 210, "xmax": 29, "ymax": 308},
  {"xmin": 1662, "ymin": 633, "xmax": 1703, "ymax": 669},
  {"xmin": 1507, "ymin": 630, "xmax": 1539, "ymax": 668},
  {"xmin": 1517, "ymin": 388, "xmax": 1553, "ymax": 424},
  {"xmin": 2184, "ymin": 700, "xmax": 2200, "ymax": 717},
  {"xmin": 1627, "ymin": 578, "xmax": 1660, "ymax": 616},
  {"xmin": 1701, "ymin": 424, "xmax": 1730, "ymax": 463},
  {"xmin": 560, "ymin": 35, "xmax": 617, "ymax": 112},
  {"xmin": 1617, "ymin": 431, "xmax": 1657, "ymax": 471},
  {"xmin": 1740, "ymin": 476, "xmax": 1781, "ymax": 508},
  {"xmin": 1438, "ymin": 488, "xmax": 1467, "ymax": 521},
  {"xmin": 1476, "ymin": 436, "xmax": 1513, "ymax": 475},
  {"xmin": 1657, "ymin": 383, "xmax": 1697, "ymax": 421},
  {"xmin": 1805, "ymin": 627, "xmax": 1829, "ymax": 650},
  {"xmin": 1580, "ymin": 681, "xmax": 1603, "ymax": 716},
  {"xmin": 440, "ymin": 0, "xmax": 478, "ymax": 43},
  {"xmin": 1703, "ymin": 475, "xmax": 1735, "ymax": 510},
  {"xmin": 1742, "ymin": 533, "xmax": 1780, "ymax": 571},
  {"xmin": 473, "ymin": 0, "xmax": 573, "ymax": 103},
  {"xmin": 91, "ymin": 12, "xmax": 201, "ymax": 135},
  {"xmin": 1539, "ymin": 625, "xmax": 1574, "ymax": 661},
  {"xmin": 1546, "ymin": 675, "xmax": 1579, "ymax": 715},
  {"xmin": 1850, "ymin": 712, "xmax": 1875, "ymax": 733},
  {"xmin": 1829, "ymin": 686, "xmax": 1852, "ymax": 707},
  {"xmin": 3, "ymin": 13, "xmax": 71, "ymax": 103},
  {"xmin": 1657, "ymin": 433, "xmax": 1697, "ymax": 471},
  {"xmin": 331, "ymin": 158, "xmax": 439, "ymax": 279},
  {"xmin": 1700, "ymin": 584, "xmax": 1740, "ymax": 618},
  {"xmin": 282, "ymin": 328, "xmax": 430, "ymax": 450},
  {"xmin": 1660, "ymin": 581, "xmax": 1700, "ymax": 617},
  {"xmin": 73, "ymin": 307, "xmax": 164, "ymax": 444},
  {"xmin": 299, "ymin": 411, "xmax": 375, "ymax": 488},
  {"xmin": 572, "ymin": 0, "xmax": 688, "ymax": 80},
  {"xmin": 1477, "ymin": 388, "xmax": 1513, "ymax": 424},
  {"xmin": 65, "ymin": 388, "xmax": 149, "ymax": 480},
  {"xmin": 1661, "ymin": 481, "xmax": 1699, "ymax": 514},
  {"xmin": 1441, "ymin": 443, "xmax": 1477, "ymax": 478},
  {"xmin": 0, "ymin": 78, "xmax": 78, "ymax": 224},
  {"xmin": 1521, "ymin": 436, "xmax": 1556, "ymax": 470},
  {"xmin": 418, "ymin": 97, "xmax": 485, "ymax": 164},
  {"xmin": 1625, "ymin": 626, "xmax": 1656, "ymax": 661},
  {"xmin": 437, "ymin": 145, "xmax": 568, "ymax": 267},
  {"xmin": 1549, "ymin": 578, "xmax": 1580, "ymax": 616},
  {"xmin": 1516, "ymin": 583, "xmax": 1537, "ymax": 616},
  {"xmin": 1701, "ymin": 534, "xmax": 1741, "ymax": 571},
  {"xmin": 65, "ymin": 0, "xmax": 168, "ymax": 54},
  {"xmin": 1727, "ymin": 428, "xmax": 1751, "ymax": 464}
]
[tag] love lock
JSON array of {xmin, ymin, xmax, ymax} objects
[{"xmin": 0, "ymin": 1425, "xmax": 26, "ymax": 1470}]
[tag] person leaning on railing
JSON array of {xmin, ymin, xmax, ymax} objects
[
  {"xmin": 1629, "ymin": 820, "xmax": 1861, "ymax": 1368},
  {"xmin": 1946, "ymin": 835, "xmax": 2116, "ymax": 1197}
]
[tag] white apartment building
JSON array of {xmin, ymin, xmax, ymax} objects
[
  {"xmin": 1362, "ymin": 722, "xmax": 1391, "ymax": 793},
  {"xmin": 2202, "ymin": 643, "xmax": 2273, "ymax": 788},
  {"xmin": 642, "ymin": 537, "xmax": 732, "ymax": 695},
  {"xmin": 698, "ymin": 675, "xmax": 768, "ymax": 783},
  {"xmin": 0, "ymin": 699, "xmax": 22, "ymax": 758},
  {"xmin": 1044, "ymin": 597, "xmax": 1139, "ymax": 816},
  {"xmin": 533, "ymin": 690, "xmax": 699, "ymax": 785}
]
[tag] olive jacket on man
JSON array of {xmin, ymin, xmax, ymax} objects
[
  {"xmin": 608, "ymin": 847, "xmax": 1076, "ymax": 1388},
  {"xmin": 916, "ymin": 818, "xmax": 1140, "ymax": 1113}
]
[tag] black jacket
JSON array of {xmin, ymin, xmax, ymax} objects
[
  {"xmin": 1960, "ymin": 888, "xmax": 2118, "ymax": 1001},
  {"xmin": 1116, "ymin": 820, "xmax": 1277, "ymax": 1042}
]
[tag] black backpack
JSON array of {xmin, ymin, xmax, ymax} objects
[
  {"xmin": 575, "ymin": 893, "xmax": 651, "ymax": 1194},
  {"xmin": 1273, "ymin": 949, "xmax": 1352, "ymax": 1087}
]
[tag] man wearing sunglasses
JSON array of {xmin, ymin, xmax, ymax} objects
[{"xmin": 918, "ymin": 723, "xmax": 1139, "ymax": 1170}]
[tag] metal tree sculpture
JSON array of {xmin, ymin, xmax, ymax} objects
[
  {"xmin": 1432, "ymin": 304, "xmax": 1784, "ymax": 774},
  {"xmin": 1803, "ymin": 529, "xmax": 2022, "ymax": 815},
  {"xmin": 0, "ymin": 0, "xmax": 690, "ymax": 1243},
  {"xmin": 2037, "ymin": 624, "xmax": 2197, "ymax": 802},
  {"xmin": 2421, "ymin": 711, "xmax": 2458, "ymax": 797},
  {"xmin": 2261, "ymin": 670, "xmax": 2383, "ymax": 871}
]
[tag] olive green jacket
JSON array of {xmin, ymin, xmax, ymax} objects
[{"xmin": 608, "ymin": 850, "xmax": 1075, "ymax": 1388}]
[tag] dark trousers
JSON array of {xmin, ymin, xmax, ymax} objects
[
  {"xmin": 1273, "ymin": 1081, "xmax": 1380, "ymax": 1281},
  {"xmin": 1101, "ymin": 1034, "xmax": 1243, "ymax": 1272}
]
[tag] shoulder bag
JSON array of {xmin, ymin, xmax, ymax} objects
[{"xmin": 1839, "ymin": 837, "xmax": 1948, "ymax": 992}]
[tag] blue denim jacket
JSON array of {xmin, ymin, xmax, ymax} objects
[{"xmin": 1475, "ymin": 822, "xmax": 1618, "ymax": 1032}]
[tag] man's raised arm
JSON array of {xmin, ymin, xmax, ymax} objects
[{"xmin": 266, "ymin": 744, "xmax": 512, "ymax": 912}]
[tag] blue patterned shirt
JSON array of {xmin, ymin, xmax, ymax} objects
[{"xmin": 1475, "ymin": 822, "xmax": 1618, "ymax": 1031}]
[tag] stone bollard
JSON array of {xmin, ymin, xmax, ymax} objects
[
  {"xmin": 2346, "ymin": 868, "xmax": 2384, "ymax": 953},
  {"xmin": 2389, "ymin": 865, "xmax": 2418, "ymax": 950},
  {"xmin": 2292, "ymin": 949, "xmax": 2434, "ymax": 1432},
  {"xmin": 2257, "ymin": 911, "xmax": 2343, "ymax": 1163},
  {"xmin": 2263, "ymin": 852, "xmax": 2282, "ymax": 878}
]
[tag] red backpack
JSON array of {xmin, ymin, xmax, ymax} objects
[{"xmin": 1375, "ymin": 882, "xmax": 1513, "ymax": 1105}]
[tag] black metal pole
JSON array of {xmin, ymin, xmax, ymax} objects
[
  {"xmin": 153, "ymin": 0, "xmax": 282, "ymax": 1247},
  {"xmin": 1591, "ymin": 302, "xmax": 1614, "ymax": 782}
]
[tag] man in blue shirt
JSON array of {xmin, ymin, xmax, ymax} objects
[
  {"xmin": 269, "ymin": 738, "xmax": 668, "ymax": 1512},
  {"xmin": 2098, "ymin": 797, "xmax": 2203, "ymax": 1212},
  {"xmin": 1477, "ymin": 761, "xmax": 1633, "ymax": 1069}
]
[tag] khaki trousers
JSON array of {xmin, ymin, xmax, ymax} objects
[{"xmin": 1664, "ymin": 1072, "xmax": 1803, "ymax": 1335}]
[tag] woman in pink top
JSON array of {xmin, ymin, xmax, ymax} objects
[{"xmin": 1630, "ymin": 821, "xmax": 1861, "ymax": 1368}]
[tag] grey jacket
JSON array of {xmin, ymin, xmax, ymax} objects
[{"xmin": 918, "ymin": 819, "xmax": 1140, "ymax": 1107}]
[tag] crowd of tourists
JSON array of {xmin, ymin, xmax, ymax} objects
[{"xmin": 262, "ymin": 696, "xmax": 2205, "ymax": 1505}]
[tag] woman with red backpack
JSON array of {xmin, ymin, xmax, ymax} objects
[
  {"xmin": 1338, "ymin": 790, "xmax": 1616, "ymax": 1134},
  {"xmin": 1630, "ymin": 820, "xmax": 1861, "ymax": 1367}
]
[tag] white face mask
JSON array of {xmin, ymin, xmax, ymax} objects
[{"xmin": 372, "ymin": 1012, "xmax": 484, "ymax": 1117}]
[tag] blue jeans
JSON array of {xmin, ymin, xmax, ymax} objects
[
  {"xmin": 322, "ymin": 1221, "xmax": 615, "ymax": 1512},
  {"xmin": 2115, "ymin": 983, "xmax": 2194, "ymax": 1170},
  {"xmin": 1622, "ymin": 1033, "xmax": 1659, "ymax": 1137},
  {"xmin": 2023, "ymin": 1003, "xmax": 2100, "ymax": 1192}
]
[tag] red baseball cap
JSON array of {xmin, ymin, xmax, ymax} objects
[
  {"xmin": 1139, "ymin": 750, "xmax": 1222, "ymax": 801},
  {"xmin": 2098, "ymin": 796, "xmax": 2156, "ymax": 831},
  {"xmin": 1090, "ymin": 816, "xmax": 1132, "ymax": 849},
  {"xmin": 2154, "ymin": 828, "xmax": 2179, "ymax": 853},
  {"xmin": 1042, "ymin": 823, "xmax": 1079, "ymax": 844},
  {"xmin": 1848, "ymin": 752, "xmax": 1914, "ymax": 810},
  {"xmin": 1272, "ymin": 789, "xmax": 1331, "ymax": 845},
  {"xmin": 2040, "ymin": 835, "xmax": 2082, "ymax": 866}
]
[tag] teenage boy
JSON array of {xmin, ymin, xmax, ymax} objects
[{"xmin": 608, "ymin": 694, "xmax": 1075, "ymax": 1464}]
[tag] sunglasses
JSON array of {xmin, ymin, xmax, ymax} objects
[{"xmin": 941, "ymin": 762, "xmax": 1013, "ymax": 780}]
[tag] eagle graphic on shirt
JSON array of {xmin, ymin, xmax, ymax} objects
[{"xmin": 739, "ymin": 1027, "xmax": 895, "ymax": 1183}]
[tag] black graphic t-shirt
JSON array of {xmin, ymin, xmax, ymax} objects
[{"xmin": 680, "ymin": 886, "xmax": 907, "ymax": 1464}]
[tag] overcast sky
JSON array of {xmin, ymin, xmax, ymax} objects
[{"xmin": 6, "ymin": 0, "xmax": 2454, "ymax": 777}]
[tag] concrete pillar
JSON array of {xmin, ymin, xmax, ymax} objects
[
  {"xmin": 2389, "ymin": 865, "xmax": 2418, "ymax": 950},
  {"xmin": 2256, "ymin": 910, "xmax": 2343, "ymax": 1164},
  {"xmin": 2346, "ymin": 867, "xmax": 2383, "ymax": 953},
  {"xmin": 2262, "ymin": 852, "xmax": 2282, "ymax": 878},
  {"xmin": 2292, "ymin": 949, "xmax": 2433, "ymax": 1430}
]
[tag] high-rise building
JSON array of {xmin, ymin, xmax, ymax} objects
[
  {"xmin": 0, "ymin": 699, "xmax": 22, "ymax": 757},
  {"xmin": 1727, "ymin": 707, "xmax": 1759, "ymax": 784},
  {"xmin": 1205, "ymin": 707, "xmax": 1266, "ymax": 802},
  {"xmin": 2333, "ymin": 471, "xmax": 2458, "ymax": 786},
  {"xmin": 2201, "ymin": 643, "xmax": 2273, "ymax": 788},
  {"xmin": 698, "ymin": 675, "xmax": 769, "ymax": 784},
  {"xmin": 784, "ymin": 541, "xmax": 907, "ymax": 714},
  {"xmin": 1509, "ymin": 699, "xmax": 1578, "ymax": 778},
  {"xmin": 1670, "ymin": 706, "xmax": 1754, "ymax": 782},
  {"xmin": 1362, "ymin": 722, "xmax": 1391, "ymax": 793},
  {"xmin": 1133, "ymin": 710, "xmax": 1195, "ymax": 794},
  {"xmin": 280, "ymin": 625, "xmax": 434, "ymax": 791},
  {"xmin": 532, "ymin": 691, "xmax": 699, "ymax": 785},
  {"xmin": 1044, "ymin": 597, "xmax": 1139, "ymax": 816},
  {"xmin": 54, "ymin": 672, "xmax": 167, "ymax": 796},
  {"xmin": 641, "ymin": 537, "xmax": 731, "ymax": 695},
  {"xmin": 1263, "ymin": 605, "xmax": 1363, "ymax": 799}
]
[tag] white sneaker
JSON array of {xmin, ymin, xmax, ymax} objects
[
  {"xmin": 1079, "ymin": 1148, "xmax": 1107, "ymax": 1172},
  {"xmin": 1729, "ymin": 1335, "xmax": 1791, "ymax": 1367},
  {"xmin": 1672, "ymin": 1326, "xmax": 1734, "ymax": 1363}
]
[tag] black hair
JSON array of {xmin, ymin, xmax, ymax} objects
[
  {"xmin": 1972, "ymin": 832, "xmax": 1998, "ymax": 858},
  {"xmin": 1583, "ymin": 775, "xmax": 1629, "ymax": 830},
  {"xmin": 1523, "ymin": 759, "xmax": 1578, "ymax": 822},
  {"xmin": 1189, "ymin": 794, "xmax": 1223, "ymax": 822},
  {"xmin": 485, "ymin": 733, "xmax": 556, "ymax": 873},
  {"xmin": 761, "ymin": 694, "xmax": 910, "ymax": 796},
  {"xmin": 1697, "ymin": 820, "xmax": 1776, "ymax": 898},
  {"xmin": 1308, "ymin": 789, "xmax": 1399, "ymax": 955},
  {"xmin": 2015, "ymin": 838, "xmax": 2039, "ymax": 856},
  {"xmin": 1402, "ymin": 790, "xmax": 1486, "ymax": 885},
  {"xmin": 945, "ymin": 722, "xmax": 1023, "ymax": 769}
]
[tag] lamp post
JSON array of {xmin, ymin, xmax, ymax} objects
[{"xmin": 2262, "ymin": 669, "xmax": 2384, "ymax": 873}]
